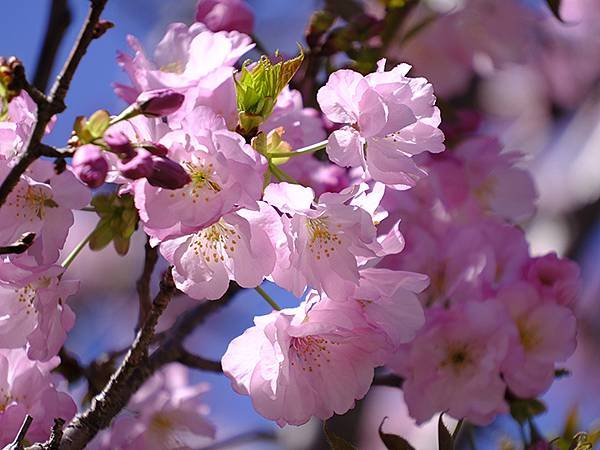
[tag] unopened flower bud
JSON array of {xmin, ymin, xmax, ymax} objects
[
  {"xmin": 147, "ymin": 156, "xmax": 191, "ymax": 190},
  {"xmin": 196, "ymin": 0, "xmax": 254, "ymax": 34},
  {"xmin": 117, "ymin": 148, "xmax": 154, "ymax": 180},
  {"xmin": 72, "ymin": 144, "xmax": 109, "ymax": 188},
  {"xmin": 104, "ymin": 130, "xmax": 135, "ymax": 158},
  {"xmin": 141, "ymin": 142, "xmax": 169, "ymax": 157},
  {"xmin": 135, "ymin": 89, "xmax": 185, "ymax": 117}
]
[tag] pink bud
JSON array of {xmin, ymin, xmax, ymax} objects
[
  {"xmin": 196, "ymin": 0, "xmax": 254, "ymax": 34},
  {"xmin": 118, "ymin": 148, "xmax": 154, "ymax": 180},
  {"xmin": 72, "ymin": 145, "xmax": 109, "ymax": 188},
  {"xmin": 147, "ymin": 156, "xmax": 191, "ymax": 190},
  {"xmin": 142, "ymin": 142, "xmax": 169, "ymax": 157},
  {"xmin": 136, "ymin": 89, "xmax": 185, "ymax": 117},
  {"xmin": 104, "ymin": 130, "xmax": 135, "ymax": 158}
]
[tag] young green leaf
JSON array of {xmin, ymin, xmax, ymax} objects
[{"xmin": 236, "ymin": 48, "xmax": 304, "ymax": 135}]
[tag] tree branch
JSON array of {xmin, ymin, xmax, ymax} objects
[
  {"xmin": 31, "ymin": 281, "xmax": 240, "ymax": 450},
  {"xmin": 33, "ymin": 0, "xmax": 72, "ymax": 93},
  {"xmin": 371, "ymin": 373, "xmax": 404, "ymax": 389},
  {"xmin": 0, "ymin": 232, "xmax": 35, "ymax": 255},
  {"xmin": 58, "ymin": 270, "xmax": 175, "ymax": 449},
  {"xmin": 177, "ymin": 349, "xmax": 222, "ymax": 373},
  {"xmin": 4, "ymin": 415, "xmax": 33, "ymax": 450},
  {"xmin": 136, "ymin": 237, "xmax": 159, "ymax": 328},
  {"xmin": 0, "ymin": 0, "xmax": 109, "ymax": 210}
]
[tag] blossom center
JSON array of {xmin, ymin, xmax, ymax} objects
[
  {"xmin": 442, "ymin": 344, "xmax": 473, "ymax": 374},
  {"xmin": 8, "ymin": 184, "xmax": 57, "ymax": 221},
  {"xmin": 191, "ymin": 220, "xmax": 240, "ymax": 263},
  {"xmin": 306, "ymin": 218, "xmax": 342, "ymax": 260},
  {"xmin": 160, "ymin": 61, "xmax": 185, "ymax": 74},
  {"xmin": 175, "ymin": 161, "xmax": 222, "ymax": 203},
  {"xmin": 517, "ymin": 320, "xmax": 541, "ymax": 352},
  {"xmin": 290, "ymin": 336, "xmax": 337, "ymax": 372}
]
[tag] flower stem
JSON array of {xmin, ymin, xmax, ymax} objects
[
  {"xmin": 268, "ymin": 162, "xmax": 298, "ymax": 184},
  {"xmin": 268, "ymin": 139, "xmax": 327, "ymax": 159},
  {"xmin": 254, "ymin": 285, "xmax": 282, "ymax": 311},
  {"xmin": 61, "ymin": 230, "xmax": 93, "ymax": 269}
]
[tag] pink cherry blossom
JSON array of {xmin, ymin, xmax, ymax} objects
[
  {"xmin": 429, "ymin": 137, "xmax": 537, "ymax": 222},
  {"xmin": 134, "ymin": 125, "xmax": 266, "ymax": 241},
  {"xmin": 263, "ymin": 182, "xmax": 399, "ymax": 299},
  {"xmin": 0, "ymin": 92, "xmax": 37, "ymax": 163},
  {"xmin": 0, "ymin": 159, "xmax": 90, "ymax": 272},
  {"xmin": 261, "ymin": 87, "xmax": 327, "ymax": 149},
  {"xmin": 498, "ymin": 283, "xmax": 577, "ymax": 398},
  {"xmin": 160, "ymin": 202, "xmax": 281, "ymax": 300},
  {"xmin": 92, "ymin": 364, "xmax": 215, "ymax": 450},
  {"xmin": 391, "ymin": 301, "xmax": 512, "ymax": 425},
  {"xmin": 0, "ymin": 265, "xmax": 77, "ymax": 362},
  {"xmin": 196, "ymin": 0, "xmax": 255, "ymax": 34},
  {"xmin": 115, "ymin": 22, "xmax": 253, "ymax": 128},
  {"xmin": 349, "ymin": 267, "xmax": 427, "ymax": 359},
  {"xmin": 0, "ymin": 349, "xmax": 76, "ymax": 447},
  {"xmin": 222, "ymin": 297, "xmax": 386, "ymax": 426},
  {"xmin": 317, "ymin": 59, "xmax": 444, "ymax": 189},
  {"xmin": 524, "ymin": 252, "xmax": 580, "ymax": 308}
]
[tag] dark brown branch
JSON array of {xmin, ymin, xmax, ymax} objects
[
  {"xmin": 32, "ymin": 281, "xmax": 239, "ymax": 450},
  {"xmin": 46, "ymin": 419, "xmax": 66, "ymax": 450},
  {"xmin": 4, "ymin": 415, "xmax": 33, "ymax": 450},
  {"xmin": 371, "ymin": 373, "xmax": 404, "ymax": 389},
  {"xmin": 0, "ymin": 232, "xmax": 35, "ymax": 255},
  {"xmin": 136, "ymin": 237, "xmax": 159, "ymax": 328},
  {"xmin": 33, "ymin": 0, "xmax": 72, "ymax": 92},
  {"xmin": 197, "ymin": 430, "xmax": 277, "ymax": 450},
  {"xmin": 0, "ymin": 0, "xmax": 109, "ymax": 210},
  {"xmin": 177, "ymin": 349, "xmax": 223, "ymax": 373},
  {"xmin": 58, "ymin": 270, "xmax": 175, "ymax": 449}
]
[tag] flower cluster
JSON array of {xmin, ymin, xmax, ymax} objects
[
  {"xmin": 0, "ymin": 0, "xmax": 584, "ymax": 446},
  {"xmin": 379, "ymin": 137, "xmax": 579, "ymax": 425}
]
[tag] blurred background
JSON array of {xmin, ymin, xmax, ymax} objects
[{"xmin": 1, "ymin": 0, "xmax": 599, "ymax": 448}]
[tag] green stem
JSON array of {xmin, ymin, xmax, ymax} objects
[
  {"xmin": 254, "ymin": 285, "xmax": 282, "ymax": 311},
  {"xmin": 268, "ymin": 162, "xmax": 298, "ymax": 184},
  {"xmin": 108, "ymin": 104, "xmax": 140, "ymax": 126},
  {"xmin": 61, "ymin": 231, "xmax": 93, "ymax": 269},
  {"xmin": 268, "ymin": 139, "xmax": 328, "ymax": 159}
]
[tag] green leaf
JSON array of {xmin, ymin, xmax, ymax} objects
[
  {"xmin": 509, "ymin": 398, "xmax": 547, "ymax": 425},
  {"xmin": 74, "ymin": 116, "xmax": 93, "ymax": 144},
  {"xmin": 89, "ymin": 220, "xmax": 114, "ymax": 251},
  {"xmin": 236, "ymin": 48, "xmax": 304, "ymax": 134},
  {"xmin": 89, "ymin": 193, "xmax": 139, "ymax": 255},
  {"xmin": 378, "ymin": 417, "xmax": 415, "ymax": 450},
  {"xmin": 323, "ymin": 422, "xmax": 358, "ymax": 450},
  {"xmin": 87, "ymin": 109, "xmax": 111, "ymax": 140},
  {"xmin": 438, "ymin": 414, "xmax": 454, "ymax": 450}
]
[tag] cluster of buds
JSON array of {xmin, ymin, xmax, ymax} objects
[{"xmin": 71, "ymin": 89, "xmax": 190, "ymax": 190}]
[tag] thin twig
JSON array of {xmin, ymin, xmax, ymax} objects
[
  {"xmin": 0, "ymin": 232, "xmax": 35, "ymax": 255},
  {"xmin": 33, "ymin": 0, "xmax": 72, "ymax": 92},
  {"xmin": 46, "ymin": 419, "xmax": 66, "ymax": 450},
  {"xmin": 177, "ymin": 349, "xmax": 222, "ymax": 373},
  {"xmin": 0, "ymin": 0, "xmax": 109, "ymax": 210},
  {"xmin": 371, "ymin": 373, "xmax": 404, "ymax": 389},
  {"xmin": 136, "ymin": 237, "xmax": 159, "ymax": 328},
  {"xmin": 5, "ymin": 415, "xmax": 33, "ymax": 450}
]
